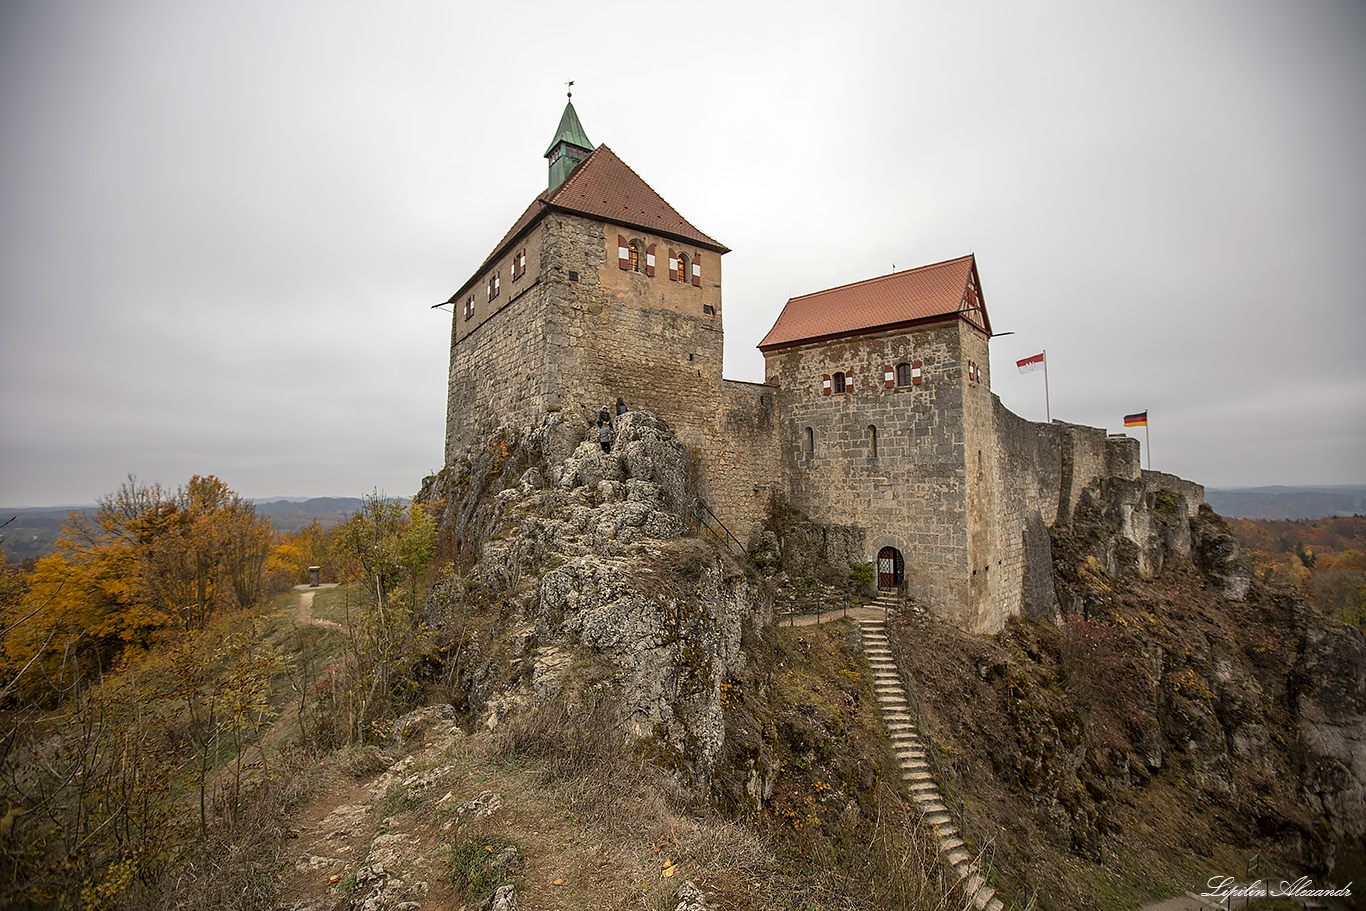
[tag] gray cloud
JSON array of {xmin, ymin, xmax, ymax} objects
[{"xmin": 2, "ymin": 0, "xmax": 1363, "ymax": 507}]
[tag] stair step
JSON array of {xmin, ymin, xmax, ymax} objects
[
  {"xmin": 970, "ymin": 884, "xmax": 997, "ymax": 911},
  {"xmin": 923, "ymin": 811, "xmax": 953, "ymax": 827},
  {"xmin": 939, "ymin": 836, "xmax": 965, "ymax": 854}
]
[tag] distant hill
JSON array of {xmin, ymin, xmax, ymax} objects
[
  {"xmin": 0, "ymin": 506, "xmax": 93, "ymax": 566},
  {"xmin": 253, "ymin": 497, "xmax": 371, "ymax": 533},
  {"xmin": 1205, "ymin": 485, "xmax": 1366, "ymax": 520},
  {"xmin": 1, "ymin": 496, "xmax": 392, "ymax": 565}
]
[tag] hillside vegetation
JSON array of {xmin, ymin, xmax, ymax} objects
[
  {"xmin": 2, "ymin": 439, "xmax": 1363, "ymax": 911},
  {"xmin": 1226, "ymin": 515, "xmax": 1366, "ymax": 636}
]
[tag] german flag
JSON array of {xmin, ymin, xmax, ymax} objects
[{"xmin": 1124, "ymin": 411, "xmax": 1148, "ymax": 427}]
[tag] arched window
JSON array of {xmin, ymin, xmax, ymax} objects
[
  {"xmin": 833, "ymin": 371, "xmax": 846, "ymax": 394},
  {"xmin": 803, "ymin": 427, "xmax": 814, "ymax": 454},
  {"xmin": 896, "ymin": 363, "xmax": 912, "ymax": 386},
  {"xmin": 868, "ymin": 425, "xmax": 878, "ymax": 458},
  {"xmin": 628, "ymin": 241, "xmax": 642, "ymax": 272},
  {"xmin": 677, "ymin": 252, "xmax": 690, "ymax": 283}
]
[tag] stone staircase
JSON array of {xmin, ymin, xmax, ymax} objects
[{"xmin": 859, "ymin": 618, "xmax": 1005, "ymax": 911}]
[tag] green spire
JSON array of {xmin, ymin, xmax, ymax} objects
[{"xmin": 545, "ymin": 97, "xmax": 593, "ymax": 191}]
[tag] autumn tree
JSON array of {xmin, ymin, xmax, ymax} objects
[
  {"xmin": 331, "ymin": 494, "xmax": 436, "ymax": 741},
  {"xmin": 0, "ymin": 475, "xmax": 274, "ymax": 703}
]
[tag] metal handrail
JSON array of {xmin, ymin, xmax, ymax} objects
[
  {"xmin": 690, "ymin": 498, "xmax": 745, "ymax": 556},
  {"xmin": 774, "ymin": 596, "xmax": 851, "ymax": 626},
  {"xmin": 881, "ymin": 615, "xmax": 1036, "ymax": 908}
]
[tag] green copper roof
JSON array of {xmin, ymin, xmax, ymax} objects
[{"xmin": 544, "ymin": 100, "xmax": 593, "ymax": 158}]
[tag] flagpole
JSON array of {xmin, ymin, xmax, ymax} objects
[
  {"xmin": 1145, "ymin": 420, "xmax": 1150, "ymax": 471},
  {"xmin": 1043, "ymin": 349, "xmax": 1051, "ymax": 423}
]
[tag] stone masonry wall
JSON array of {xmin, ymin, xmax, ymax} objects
[
  {"xmin": 765, "ymin": 321, "xmax": 975, "ymax": 626},
  {"xmin": 703, "ymin": 379, "xmax": 783, "ymax": 545},
  {"xmin": 991, "ymin": 401, "xmax": 1066, "ymax": 625},
  {"xmin": 540, "ymin": 212, "xmax": 725, "ymax": 443},
  {"xmin": 960, "ymin": 322, "xmax": 1002, "ymax": 631},
  {"xmin": 452, "ymin": 224, "xmax": 545, "ymax": 347},
  {"xmin": 444, "ymin": 230, "xmax": 551, "ymax": 461}
]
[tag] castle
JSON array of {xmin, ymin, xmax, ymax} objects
[{"xmin": 441, "ymin": 100, "xmax": 1204, "ymax": 633}]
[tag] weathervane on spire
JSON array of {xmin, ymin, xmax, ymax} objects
[{"xmin": 566, "ymin": 79, "xmax": 574, "ymax": 99}]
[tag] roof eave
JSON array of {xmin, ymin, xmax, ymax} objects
[
  {"xmin": 545, "ymin": 202, "xmax": 730, "ymax": 254},
  {"xmin": 758, "ymin": 311, "xmax": 966, "ymax": 353},
  {"xmin": 443, "ymin": 204, "xmax": 551, "ymax": 305}
]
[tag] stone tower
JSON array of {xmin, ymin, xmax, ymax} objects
[{"xmin": 441, "ymin": 99, "xmax": 731, "ymax": 464}]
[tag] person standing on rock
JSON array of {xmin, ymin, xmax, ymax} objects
[
  {"xmin": 598, "ymin": 421, "xmax": 614, "ymax": 453},
  {"xmin": 615, "ymin": 396, "xmax": 628, "ymax": 418},
  {"xmin": 598, "ymin": 404, "xmax": 613, "ymax": 428}
]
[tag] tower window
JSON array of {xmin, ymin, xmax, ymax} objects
[
  {"xmin": 803, "ymin": 427, "xmax": 814, "ymax": 454},
  {"xmin": 868, "ymin": 425, "xmax": 878, "ymax": 457},
  {"xmin": 896, "ymin": 363, "xmax": 912, "ymax": 386},
  {"xmin": 833, "ymin": 371, "xmax": 846, "ymax": 394},
  {"xmin": 628, "ymin": 241, "xmax": 642, "ymax": 272},
  {"xmin": 677, "ymin": 252, "xmax": 690, "ymax": 283}
]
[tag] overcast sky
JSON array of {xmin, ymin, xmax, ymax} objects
[{"xmin": 2, "ymin": 0, "xmax": 1363, "ymax": 508}]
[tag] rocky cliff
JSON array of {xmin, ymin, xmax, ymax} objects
[
  {"xmin": 890, "ymin": 472, "xmax": 1364, "ymax": 906},
  {"xmin": 418, "ymin": 409, "xmax": 769, "ymax": 783}
]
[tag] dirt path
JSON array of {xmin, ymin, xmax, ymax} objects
[
  {"xmin": 203, "ymin": 588, "xmax": 349, "ymax": 809},
  {"xmin": 294, "ymin": 585, "xmax": 344, "ymax": 633}
]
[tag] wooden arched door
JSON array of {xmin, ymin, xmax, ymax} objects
[{"xmin": 877, "ymin": 546, "xmax": 903, "ymax": 590}]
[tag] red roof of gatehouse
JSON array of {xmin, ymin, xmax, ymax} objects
[{"xmin": 757, "ymin": 254, "xmax": 991, "ymax": 351}]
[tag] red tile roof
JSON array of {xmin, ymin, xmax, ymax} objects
[
  {"xmin": 550, "ymin": 145, "xmax": 726, "ymax": 251},
  {"xmin": 445, "ymin": 145, "xmax": 726, "ymax": 304},
  {"xmin": 757, "ymin": 254, "xmax": 991, "ymax": 351}
]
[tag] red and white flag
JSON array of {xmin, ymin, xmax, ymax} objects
[{"xmin": 1016, "ymin": 352, "xmax": 1045, "ymax": 374}]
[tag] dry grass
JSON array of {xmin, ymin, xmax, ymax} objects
[{"xmin": 127, "ymin": 747, "xmax": 319, "ymax": 911}]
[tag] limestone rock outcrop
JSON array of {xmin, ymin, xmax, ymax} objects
[{"xmin": 422, "ymin": 408, "xmax": 767, "ymax": 780}]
